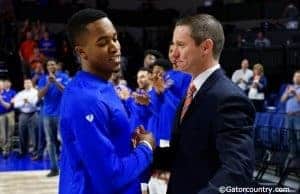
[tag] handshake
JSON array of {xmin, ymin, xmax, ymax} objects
[{"xmin": 132, "ymin": 125, "xmax": 156, "ymax": 150}]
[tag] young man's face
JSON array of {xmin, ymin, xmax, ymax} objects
[
  {"xmin": 152, "ymin": 65, "xmax": 164, "ymax": 77},
  {"xmin": 241, "ymin": 59, "xmax": 249, "ymax": 69},
  {"xmin": 80, "ymin": 18, "xmax": 121, "ymax": 77},
  {"xmin": 137, "ymin": 70, "xmax": 151, "ymax": 89},
  {"xmin": 172, "ymin": 25, "xmax": 204, "ymax": 74},
  {"xmin": 293, "ymin": 72, "xmax": 300, "ymax": 85},
  {"xmin": 47, "ymin": 61, "xmax": 57, "ymax": 74},
  {"xmin": 24, "ymin": 80, "xmax": 33, "ymax": 90},
  {"xmin": 4, "ymin": 80, "xmax": 11, "ymax": 89}
]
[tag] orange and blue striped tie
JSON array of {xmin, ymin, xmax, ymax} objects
[{"xmin": 180, "ymin": 84, "xmax": 196, "ymax": 122}]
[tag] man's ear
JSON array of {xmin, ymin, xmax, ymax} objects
[
  {"xmin": 75, "ymin": 46, "xmax": 88, "ymax": 61},
  {"xmin": 201, "ymin": 39, "xmax": 214, "ymax": 55}
]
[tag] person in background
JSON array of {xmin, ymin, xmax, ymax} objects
[
  {"xmin": 38, "ymin": 59, "xmax": 69, "ymax": 177},
  {"xmin": 19, "ymin": 31, "xmax": 37, "ymax": 77},
  {"xmin": 31, "ymin": 61, "xmax": 45, "ymax": 86},
  {"xmin": 12, "ymin": 79, "xmax": 38, "ymax": 159},
  {"xmin": 143, "ymin": 49, "xmax": 163, "ymax": 68},
  {"xmin": 1, "ymin": 79, "xmax": 16, "ymax": 157},
  {"xmin": 0, "ymin": 80, "xmax": 14, "ymax": 158},
  {"xmin": 232, "ymin": 58, "xmax": 253, "ymax": 93},
  {"xmin": 39, "ymin": 31, "xmax": 57, "ymax": 59},
  {"xmin": 254, "ymin": 31, "xmax": 271, "ymax": 48},
  {"xmin": 110, "ymin": 64, "xmax": 128, "ymax": 87},
  {"xmin": 282, "ymin": 1, "xmax": 299, "ymax": 30},
  {"xmin": 29, "ymin": 47, "xmax": 46, "ymax": 71},
  {"xmin": 248, "ymin": 63, "xmax": 267, "ymax": 112},
  {"xmin": 280, "ymin": 70, "xmax": 300, "ymax": 166}
]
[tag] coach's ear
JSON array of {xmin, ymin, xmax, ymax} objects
[{"xmin": 200, "ymin": 38, "xmax": 213, "ymax": 56}]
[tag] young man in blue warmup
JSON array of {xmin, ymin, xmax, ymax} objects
[
  {"xmin": 59, "ymin": 9, "xmax": 155, "ymax": 194},
  {"xmin": 38, "ymin": 59, "xmax": 69, "ymax": 177}
]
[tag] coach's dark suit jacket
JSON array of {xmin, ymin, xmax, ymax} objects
[{"xmin": 167, "ymin": 69, "xmax": 255, "ymax": 194}]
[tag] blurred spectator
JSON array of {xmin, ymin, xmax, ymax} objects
[
  {"xmin": 57, "ymin": 39, "xmax": 77, "ymax": 76},
  {"xmin": 19, "ymin": 31, "xmax": 38, "ymax": 76},
  {"xmin": 39, "ymin": 31, "xmax": 57, "ymax": 59},
  {"xmin": 231, "ymin": 59, "xmax": 253, "ymax": 93},
  {"xmin": 29, "ymin": 47, "xmax": 46, "ymax": 70},
  {"xmin": 137, "ymin": 67, "xmax": 152, "ymax": 91},
  {"xmin": 143, "ymin": 49, "xmax": 163, "ymax": 68},
  {"xmin": 3, "ymin": 80, "xmax": 16, "ymax": 156},
  {"xmin": 254, "ymin": 31, "xmax": 271, "ymax": 48},
  {"xmin": 31, "ymin": 23, "xmax": 40, "ymax": 41},
  {"xmin": 3, "ymin": 79, "xmax": 16, "ymax": 100},
  {"xmin": 282, "ymin": 1, "xmax": 299, "ymax": 30},
  {"xmin": 0, "ymin": 80, "xmax": 14, "ymax": 158},
  {"xmin": 202, "ymin": 0, "xmax": 215, "ymax": 7},
  {"xmin": 38, "ymin": 59, "xmax": 69, "ymax": 177},
  {"xmin": 235, "ymin": 33, "xmax": 249, "ymax": 48},
  {"xmin": 248, "ymin": 63, "xmax": 267, "ymax": 112},
  {"xmin": 168, "ymin": 44, "xmax": 175, "ymax": 67},
  {"xmin": 261, "ymin": 19, "xmax": 285, "ymax": 31},
  {"xmin": 12, "ymin": 79, "xmax": 38, "ymax": 159},
  {"xmin": 31, "ymin": 61, "xmax": 45, "ymax": 86},
  {"xmin": 39, "ymin": 22, "xmax": 48, "ymax": 39},
  {"xmin": 20, "ymin": 19, "xmax": 31, "ymax": 40},
  {"xmin": 110, "ymin": 64, "xmax": 127, "ymax": 87},
  {"xmin": 280, "ymin": 70, "xmax": 300, "ymax": 159}
]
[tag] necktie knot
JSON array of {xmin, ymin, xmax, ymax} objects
[{"xmin": 187, "ymin": 84, "xmax": 196, "ymax": 98}]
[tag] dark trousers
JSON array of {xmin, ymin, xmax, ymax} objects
[
  {"xmin": 18, "ymin": 112, "xmax": 38, "ymax": 155},
  {"xmin": 36, "ymin": 112, "xmax": 46, "ymax": 157}
]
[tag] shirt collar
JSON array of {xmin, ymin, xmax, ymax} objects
[
  {"xmin": 77, "ymin": 71, "xmax": 109, "ymax": 84},
  {"xmin": 294, "ymin": 84, "xmax": 300, "ymax": 89},
  {"xmin": 192, "ymin": 64, "xmax": 220, "ymax": 93}
]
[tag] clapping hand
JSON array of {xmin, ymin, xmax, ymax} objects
[
  {"xmin": 116, "ymin": 86, "xmax": 130, "ymax": 100},
  {"xmin": 287, "ymin": 86, "xmax": 296, "ymax": 96},
  {"xmin": 152, "ymin": 72, "xmax": 166, "ymax": 94},
  {"xmin": 132, "ymin": 90, "xmax": 150, "ymax": 105},
  {"xmin": 48, "ymin": 73, "xmax": 56, "ymax": 83},
  {"xmin": 131, "ymin": 125, "xmax": 155, "ymax": 150},
  {"xmin": 24, "ymin": 98, "xmax": 29, "ymax": 104}
]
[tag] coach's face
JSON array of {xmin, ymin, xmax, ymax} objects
[
  {"xmin": 80, "ymin": 18, "xmax": 121, "ymax": 79},
  {"xmin": 172, "ymin": 25, "xmax": 203, "ymax": 75}
]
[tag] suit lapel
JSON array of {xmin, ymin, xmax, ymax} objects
[
  {"xmin": 173, "ymin": 98, "xmax": 185, "ymax": 130},
  {"xmin": 180, "ymin": 69, "xmax": 224, "ymax": 123}
]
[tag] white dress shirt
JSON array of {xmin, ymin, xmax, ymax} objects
[
  {"xmin": 231, "ymin": 68, "xmax": 253, "ymax": 91},
  {"xmin": 13, "ymin": 88, "xmax": 38, "ymax": 113},
  {"xmin": 192, "ymin": 64, "xmax": 220, "ymax": 98}
]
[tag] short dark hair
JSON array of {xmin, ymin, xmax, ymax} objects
[
  {"xmin": 66, "ymin": 8, "xmax": 107, "ymax": 48},
  {"xmin": 138, "ymin": 67, "xmax": 152, "ymax": 74},
  {"xmin": 144, "ymin": 49, "xmax": 164, "ymax": 59},
  {"xmin": 46, "ymin": 59, "xmax": 57, "ymax": 65},
  {"xmin": 152, "ymin": 58, "xmax": 172, "ymax": 71},
  {"xmin": 176, "ymin": 14, "xmax": 225, "ymax": 60}
]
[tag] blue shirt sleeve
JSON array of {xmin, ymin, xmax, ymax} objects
[
  {"xmin": 61, "ymin": 73, "xmax": 69, "ymax": 86},
  {"xmin": 61, "ymin": 98, "xmax": 153, "ymax": 193},
  {"xmin": 37, "ymin": 75, "xmax": 46, "ymax": 89}
]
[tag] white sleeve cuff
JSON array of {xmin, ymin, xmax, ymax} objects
[{"xmin": 139, "ymin": 140, "xmax": 153, "ymax": 151}]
